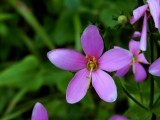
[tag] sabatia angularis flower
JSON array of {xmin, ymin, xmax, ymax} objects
[
  {"xmin": 109, "ymin": 115, "xmax": 128, "ymax": 120},
  {"xmin": 47, "ymin": 25, "xmax": 132, "ymax": 104},
  {"xmin": 115, "ymin": 31, "xmax": 149, "ymax": 82},
  {"xmin": 149, "ymin": 57, "xmax": 160, "ymax": 76},
  {"xmin": 130, "ymin": 0, "xmax": 160, "ymax": 51},
  {"xmin": 31, "ymin": 102, "xmax": 48, "ymax": 120}
]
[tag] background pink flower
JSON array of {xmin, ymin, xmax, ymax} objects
[
  {"xmin": 149, "ymin": 57, "xmax": 160, "ymax": 76},
  {"xmin": 109, "ymin": 115, "xmax": 128, "ymax": 120},
  {"xmin": 31, "ymin": 102, "xmax": 48, "ymax": 120},
  {"xmin": 130, "ymin": 0, "xmax": 160, "ymax": 51},
  {"xmin": 115, "ymin": 32, "xmax": 149, "ymax": 82}
]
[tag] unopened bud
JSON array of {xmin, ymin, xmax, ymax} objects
[{"xmin": 118, "ymin": 15, "xmax": 128, "ymax": 25}]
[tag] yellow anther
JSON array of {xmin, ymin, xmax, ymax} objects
[
  {"xmin": 86, "ymin": 55, "xmax": 98, "ymax": 71},
  {"xmin": 86, "ymin": 56, "xmax": 98, "ymax": 80}
]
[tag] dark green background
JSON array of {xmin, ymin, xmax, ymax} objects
[{"xmin": 0, "ymin": 0, "xmax": 160, "ymax": 119}]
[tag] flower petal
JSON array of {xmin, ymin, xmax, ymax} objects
[
  {"xmin": 147, "ymin": 0, "xmax": 160, "ymax": 29},
  {"xmin": 140, "ymin": 13, "xmax": 147, "ymax": 51},
  {"xmin": 132, "ymin": 31, "xmax": 141, "ymax": 38},
  {"xmin": 92, "ymin": 69, "xmax": 117, "ymax": 102},
  {"xmin": 81, "ymin": 25, "xmax": 104, "ymax": 59},
  {"xmin": 133, "ymin": 62, "xmax": 147, "ymax": 82},
  {"xmin": 115, "ymin": 64, "xmax": 131, "ymax": 77},
  {"xmin": 31, "ymin": 102, "xmax": 48, "ymax": 120},
  {"xmin": 129, "ymin": 40, "xmax": 140, "ymax": 55},
  {"xmin": 109, "ymin": 115, "xmax": 128, "ymax": 120},
  {"xmin": 99, "ymin": 48, "xmax": 132, "ymax": 72},
  {"xmin": 47, "ymin": 49, "xmax": 87, "ymax": 71},
  {"xmin": 149, "ymin": 58, "xmax": 160, "ymax": 76},
  {"xmin": 137, "ymin": 53, "xmax": 149, "ymax": 64},
  {"xmin": 130, "ymin": 4, "xmax": 148, "ymax": 24},
  {"xmin": 66, "ymin": 68, "xmax": 90, "ymax": 104}
]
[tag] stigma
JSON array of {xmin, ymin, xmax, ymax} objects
[{"xmin": 86, "ymin": 55, "xmax": 98, "ymax": 80}]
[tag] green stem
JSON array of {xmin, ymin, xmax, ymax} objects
[
  {"xmin": 149, "ymin": 20, "xmax": 154, "ymax": 109},
  {"xmin": 149, "ymin": 75, "xmax": 154, "ymax": 109},
  {"xmin": 122, "ymin": 87, "xmax": 148, "ymax": 111}
]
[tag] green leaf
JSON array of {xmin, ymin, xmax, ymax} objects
[
  {"xmin": 152, "ymin": 93, "xmax": 160, "ymax": 117},
  {"xmin": 7, "ymin": 0, "xmax": 54, "ymax": 49},
  {"xmin": 64, "ymin": 0, "xmax": 80, "ymax": 10},
  {"xmin": 0, "ymin": 13, "xmax": 13, "ymax": 21},
  {"xmin": 52, "ymin": 11, "xmax": 74, "ymax": 46},
  {"xmin": 81, "ymin": 91, "xmax": 95, "ymax": 110},
  {"xmin": 46, "ymin": 99, "xmax": 68, "ymax": 119},
  {"xmin": 100, "ymin": 9, "xmax": 117, "ymax": 27},
  {"xmin": 124, "ymin": 105, "xmax": 152, "ymax": 120},
  {"xmin": 0, "ymin": 55, "xmax": 40, "ymax": 88},
  {"xmin": 0, "ymin": 22, "xmax": 8, "ymax": 36},
  {"xmin": 45, "ymin": 71, "xmax": 72, "ymax": 93}
]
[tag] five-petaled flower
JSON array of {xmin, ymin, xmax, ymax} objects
[
  {"xmin": 31, "ymin": 102, "xmax": 48, "ymax": 120},
  {"xmin": 149, "ymin": 57, "xmax": 160, "ymax": 76},
  {"xmin": 130, "ymin": 0, "xmax": 160, "ymax": 51},
  {"xmin": 47, "ymin": 25, "xmax": 132, "ymax": 104},
  {"xmin": 115, "ymin": 31, "xmax": 149, "ymax": 82}
]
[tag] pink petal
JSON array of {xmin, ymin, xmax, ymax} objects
[
  {"xmin": 109, "ymin": 115, "xmax": 128, "ymax": 120},
  {"xmin": 99, "ymin": 48, "xmax": 132, "ymax": 72},
  {"xmin": 92, "ymin": 69, "xmax": 117, "ymax": 102},
  {"xmin": 47, "ymin": 49, "xmax": 87, "ymax": 71},
  {"xmin": 31, "ymin": 102, "xmax": 48, "ymax": 120},
  {"xmin": 132, "ymin": 31, "xmax": 141, "ymax": 38},
  {"xmin": 133, "ymin": 62, "xmax": 147, "ymax": 82},
  {"xmin": 81, "ymin": 25, "xmax": 104, "ymax": 59},
  {"xmin": 140, "ymin": 13, "xmax": 147, "ymax": 51},
  {"xmin": 66, "ymin": 68, "xmax": 90, "ymax": 104},
  {"xmin": 130, "ymin": 4, "xmax": 148, "ymax": 24},
  {"xmin": 115, "ymin": 64, "xmax": 131, "ymax": 77},
  {"xmin": 129, "ymin": 40, "xmax": 140, "ymax": 55},
  {"xmin": 149, "ymin": 58, "xmax": 160, "ymax": 76},
  {"xmin": 147, "ymin": 0, "xmax": 160, "ymax": 29},
  {"xmin": 137, "ymin": 53, "xmax": 149, "ymax": 64}
]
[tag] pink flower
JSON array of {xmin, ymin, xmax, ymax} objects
[
  {"xmin": 109, "ymin": 115, "xmax": 128, "ymax": 120},
  {"xmin": 149, "ymin": 57, "xmax": 160, "ymax": 76},
  {"xmin": 47, "ymin": 25, "xmax": 132, "ymax": 104},
  {"xmin": 130, "ymin": 0, "xmax": 160, "ymax": 51},
  {"xmin": 115, "ymin": 31, "xmax": 149, "ymax": 82},
  {"xmin": 31, "ymin": 102, "xmax": 48, "ymax": 120}
]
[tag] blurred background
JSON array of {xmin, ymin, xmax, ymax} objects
[{"xmin": 1, "ymin": 0, "xmax": 156, "ymax": 119}]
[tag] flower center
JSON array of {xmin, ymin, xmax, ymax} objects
[
  {"xmin": 132, "ymin": 56, "xmax": 136, "ymax": 63},
  {"xmin": 86, "ymin": 55, "xmax": 98, "ymax": 71},
  {"xmin": 86, "ymin": 55, "xmax": 98, "ymax": 80}
]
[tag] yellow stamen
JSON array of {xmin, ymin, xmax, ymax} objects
[{"xmin": 86, "ymin": 55, "xmax": 98, "ymax": 80}]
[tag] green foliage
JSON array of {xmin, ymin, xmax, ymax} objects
[
  {"xmin": 125, "ymin": 105, "xmax": 152, "ymax": 120},
  {"xmin": 0, "ymin": 0, "xmax": 160, "ymax": 119}
]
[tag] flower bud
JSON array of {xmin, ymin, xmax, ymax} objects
[{"xmin": 118, "ymin": 15, "xmax": 128, "ymax": 25}]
